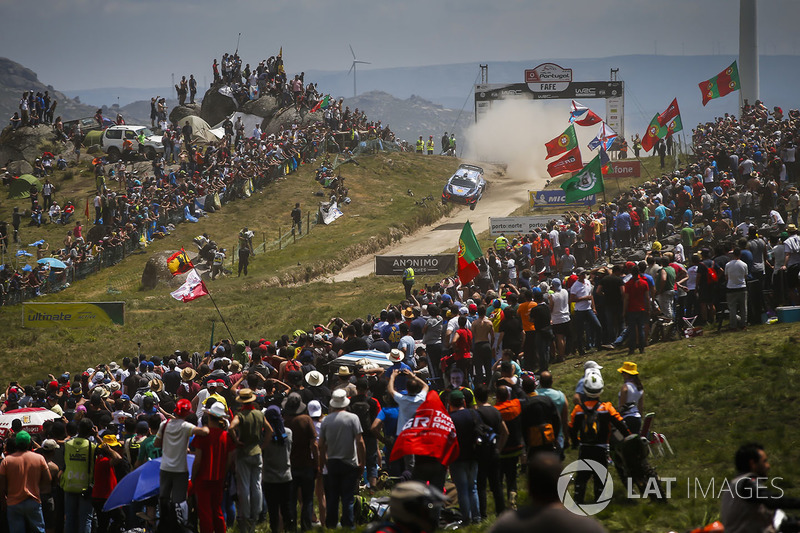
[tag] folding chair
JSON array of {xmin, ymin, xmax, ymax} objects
[
  {"xmin": 682, "ymin": 315, "xmax": 703, "ymax": 338},
  {"xmin": 641, "ymin": 412, "xmax": 675, "ymax": 456}
]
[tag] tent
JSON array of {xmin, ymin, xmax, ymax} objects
[
  {"xmin": 178, "ymin": 115, "xmax": 221, "ymax": 144},
  {"xmin": 210, "ymin": 112, "xmax": 264, "ymax": 139},
  {"xmin": 8, "ymin": 174, "xmax": 42, "ymax": 199},
  {"xmin": 83, "ymin": 129, "xmax": 103, "ymax": 147}
]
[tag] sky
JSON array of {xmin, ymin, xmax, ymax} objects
[{"xmin": 1, "ymin": 0, "xmax": 798, "ymax": 91}]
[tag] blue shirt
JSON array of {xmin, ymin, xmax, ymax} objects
[
  {"xmin": 683, "ymin": 209, "xmax": 693, "ymax": 226},
  {"xmin": 387, "ymin": 362, "xmax": 412, "ymax": 391},
  {"xmin": 381, "ymin": 323, "xmax": 402, "ymax": 348},
  {"xmin": 655, "ymin": 205, "xmax": 668, "ymax": 222},
  {"xmin": 616, "ymin": 212, "xmax": 631, "ymax": 231},
  {"xmin": 376, "ymin": 406, "xmax": 399, "ymax": 439}
]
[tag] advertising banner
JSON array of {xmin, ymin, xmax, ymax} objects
[
  {"xmin": 529, "ymin": 190, "xmax": 596, "ymax": 209},
  {"xmin": 375, "ymin": 255, "xmax": 456, "ymax": 276},
  {"xmin": 489, "ymin": 216, "xmax": 556, "ymax": 236},
  {"xmin": 22, "ymin": 302, "xmax": 125, "ymax": 328},
  {"xmin": 604, "ymin": 161, "xmax": 641, "ymax": 178}
]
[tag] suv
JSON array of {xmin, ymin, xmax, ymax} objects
[{"xmin": 101, "ymin": 125, "xmax": 164, "ymax": 161}]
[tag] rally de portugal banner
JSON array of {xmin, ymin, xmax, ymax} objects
[
  {"xmin": 375, "ymin": 255, "xmax": 456, "ymax": 276},
  {"xmin": 22, "ymin": 302, "xmax": 125, "ymax": 328},
  {"xmin": 529, "ymin": 190, "xmax": 596, "ymax": 209}
]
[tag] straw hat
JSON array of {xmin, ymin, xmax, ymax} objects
[
  {"xmin": 236, "ymin": 388, "xmax": 257, "ymax": 403},
  {"xmin": 617, "ymin": 362, "xmax": 639, "ymax": 375},
  {"xmin": 337, "ymin": 366, "xmax": 352, "ymax": 378},
  {"xmin": 389, "ymin": 349, "xmax": 404, "ymax": 363},
  {"xmin": 181, "ymin": 367, "xmax": 197, "ymax": 382},
  {"xmin": 149, "ymin": 379, "xmax": 164, "ymax": 392}
]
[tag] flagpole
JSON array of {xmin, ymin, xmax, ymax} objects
[
  {"xmin": 196, "ymin": 267, "xmax": 236, "ymax": 343},
  {"xmin": 209, "ymin": 320, "xmax": 216, "ymax": 351}
]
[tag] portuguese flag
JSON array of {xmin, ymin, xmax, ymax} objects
[
  {"xmin": 545, "ymin": 124, "xmax": 578, "ymax": 159},
  {"xmin": 457, "ymin": 221, "xmax": 482, "ymax": 284},
  {"xmin": 699, "ymin": 61, "xmax": 741, "ymax": 106},
  {"xmin": 641, "ymin": 113, "xmax": 667, "ymax": 153}
]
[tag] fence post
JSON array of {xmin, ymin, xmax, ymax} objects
[
  {"xmin": 278, "ymin": 228, "xmax": 282, "ymax": 250},
  {"xmin": 293, "ymin": 228, "xmax": 296, "ymax": 244},
  {"xmin": 306, "ymin": 212, "xmax": 310, "ymax": 235}
]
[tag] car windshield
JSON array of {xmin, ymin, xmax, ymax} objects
[
  {"xmin": 451, "ymin": 177, "xmax": 475, "ymax": 187},
  {"xmin": 135, "ymin": 128, "xmax": 155, "ymax": 137}
]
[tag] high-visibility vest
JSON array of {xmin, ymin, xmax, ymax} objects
[
  {"xmin": 403, "ymin": 267, "xmax": 415, "ymax": 282},
  {"xmin": 426, "ymin": 140, "xmax": 435, "ymax": 151},
  {"xmin": 214, "ymin": 252, "xmax": 225, "ymax": 265},
  {"xmin": 494, "ymin": 236, "xmax": 508, "ymax": 250},
  {"xmin": 416, "ymin": 139, "xmax": 424, "ymax": 151},
  {"xmin": 61, "ymin": 438, "xmax": 95, "ymax": 493}
]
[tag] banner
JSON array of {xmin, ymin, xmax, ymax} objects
[
  {"xmin": 375, "ymin": 255, "xmax": 456, "ymax": 276},
  {"xmin": 604, "ymin": 161, "xmax": 641, "ymax": 178},
  {"xmin": 529, "ymin": 190, "xmax": 596, "ymax": 209},
  {"xmin": 489, "ymin": 216, "xmax": 557, "ymax": 236},
  {"xmin": 22, "ymin": 302, "xmax": 125, "ymax": 328}
]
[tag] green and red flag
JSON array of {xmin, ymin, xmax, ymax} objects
[
  {"xmin": 457, "ymin": 221, "xmax": 482, "ymax": 284},
  {"xmin": 560, "ymin": 155, "xmax": 604, "ymax": 204},
  {"xmin": 699, "ymin": 61, "xmax": 740, "ymax": 106},
  {"xmin": 545, "ymin": 124, "xmax": 578, "ymax": 159},
  {"xmin": 641, "ymin": 113, "xmax": 667, "ymax": 152}
]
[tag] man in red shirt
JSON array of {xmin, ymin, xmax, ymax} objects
[
  {"xmin": 191, "ymin": 402, "xmax": 234, "ymax": 533},
  {"xmin": 451, "ymin": 316, "xmax": 473, "ymax": 378},
  {"xmin": 623, "ymin": 261, "xmax": 651, "ymax": 355}
]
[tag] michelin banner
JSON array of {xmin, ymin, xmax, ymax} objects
[
  {"xmin": 22, "ymin": 302, "xmax": 125, "ymax": 328},
  {"xmin": 529, "ymin": 190, "xmax": 596, "ymax": 208}
]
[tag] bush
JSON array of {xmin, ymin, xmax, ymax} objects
[{"xmin": 62, "ymin": 170, "xmax": 74, "ymax": 181}]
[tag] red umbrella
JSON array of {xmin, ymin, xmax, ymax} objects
[{"xmin": 0, "ymin": 408, "xmax": 61, "ymax": 437}]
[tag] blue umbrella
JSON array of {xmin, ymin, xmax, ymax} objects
[
  {"xmin": 103, "ymin": 456, "xmax": 195, "ymax": 511},
  {"xmin": 38, "ymin": 257, "xmax": 67, "ymax": 269}
]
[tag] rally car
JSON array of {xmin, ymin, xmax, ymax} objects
[{"xmin": 441, "ymin": 164, "xmax": 486, "ymax": 210}]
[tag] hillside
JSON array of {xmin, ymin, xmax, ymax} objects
[{"xmin": 0, "ymin": 57, "xmax": 97, "ymax": 121}]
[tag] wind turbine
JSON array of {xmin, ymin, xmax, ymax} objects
[{"xmin": 347, "ymin": 44, "xmax": 370, "ymax": 98}]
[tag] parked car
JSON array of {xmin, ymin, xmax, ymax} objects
[
  {"xmin": 100, "ymin": 125, "xmax": 164, "ymax": 161},
  {"xmin": 441, "ymin": 164, "xmax": 486, "ymax": 210}
]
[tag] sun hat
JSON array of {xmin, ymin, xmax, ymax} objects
[
  {"xmin": 181, "ymin": 367, "xmax": 197, "ymax": 381},
  {"xmin": 389, "ymin": 349, "xmax": 404, "ymax": 363},
  {"xmin": 108, "ymin": 382, "xmax": 121, "ymax": 392},
  {"xmin": 618, "ymin": 362, "xmax": 639, "ymax": 375},
  {"xmin": 337, "ymin": 366, "xmax": 352, "ymax": 378},
  {"xmin": 305, "ymin": 370, "xmax": 324, "ymax": 387},
  {"xmin": 236, "ymin": 388, "xmax": 257, "ymax": 403},
  {"xmin": 282, "ymin": 392, "xmax": 307, "ymax": 416},
  {"xmin": 41, "ymin": 439, "xmax": 59, "ymax": 452},
  {"xmin": 207, "ymin": 402, "xmax": 228, "ymax": 419},
  {"xmin": 307, "ymin": 400, "xmax": 322, "ymax": 418},
  {"xmin": 330, "ymin": 389, "xmax": 350, "ymax": 409},
  {"xmin": 102, "ymin": 434, "xmax": 122, "ymax": 447},
  {"xmin": 584, "ymin": 360, "xmax": 603, "ymax": 371},
  {"xmin": 149, "ymin": 379, "xmax": 163, "ymax": 392}
]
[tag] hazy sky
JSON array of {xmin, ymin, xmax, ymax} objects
[{"xmin": 1, "ymin": 0, "xmax": 798, "ymax": 90}]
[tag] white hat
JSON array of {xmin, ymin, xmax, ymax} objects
[
  {"xmin": 330, "ymin": 389, "xmax": 350, "ymax": 409},
  {"xmin": 207, "ymin": 402, "xmax": 228, "ymax": 419},
  {"xmin": 389, "ymin": 349, "xmax": 404, "ymax": 363},
  {"xmin": 108, "ymin": 362, "xmax": 119, "ymax": 371},
  {"xmin": 584, "ymin": 360, "xmax": 603, "ymax": 371},
  {"xmin": 305, "ymin": 370, "xmax": 324, "ymax": 387},
  {"xmin": 307, "ymin": 400, "xmax": 322, "ymax": 418}
]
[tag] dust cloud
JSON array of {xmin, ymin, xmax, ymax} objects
[{"xmin": 463, "ymin": 99, "xmax": 596, "ymax": 188}]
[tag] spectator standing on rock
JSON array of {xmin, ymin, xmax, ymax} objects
[
  {"xmin": 441, "ymin": 132, "xmax": 449, "ymax": 155},
  {"xmin": 189, "ymin": 75, "xmax": 197, "ymax": 104}
]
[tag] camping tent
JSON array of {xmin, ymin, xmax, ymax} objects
[
  {"xmin": 8, "ymin": 174, "xmax": 42, "ymax": 199},
  {"xmin": 210, "ymin": 112, "xmax": 264, "ymax": 139},
  {"xmin": 83, "ymin": 130, "xmax": 103, "ymax": 147},
  {"xmin": 178, "ymin": 115, "xmax": 221, "ymax": 144}
]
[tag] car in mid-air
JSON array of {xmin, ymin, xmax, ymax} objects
[{"xmin": 441, "ymin": 164, "xmax": 486, "ymax": 210}]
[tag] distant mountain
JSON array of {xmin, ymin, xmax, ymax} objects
[
  {"xmin": 0, "ymin": 57, "xmax": 96, "ymax": 122},
  {"xmin": 342, "ymin": 91, "xmax": 472, "ymax": 144}
]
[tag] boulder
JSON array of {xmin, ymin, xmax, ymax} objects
[
  {"xmin": 169, "ymin": 103, "xmax": 201, "ymax": 125},
  {"xmin": 200, "ymin": 84, "xmax": 237, "ymax": 128},
  {"xmin": 141, "ymin": 249, "xmax": 200, "ymax": 290},
  {"xmin": 262, "ymin": 106, "xmax": 325, "ymax": 136},
  {"xmin": 6, "ymin": 160, "xmax": 33, "ymax": 176},
  {"xmin": 240, "ymin": 95, "xmax": 281, "ymax": 122},
  {"xmin": 86, "ymin": 145, "xmax": 103, "ymax": 154},
  {"xmin": 0, "ymin": 126, "xmax": 67, "ymax": 164}
]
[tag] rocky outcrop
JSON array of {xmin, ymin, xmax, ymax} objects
[
  {"xmin": 6, "ymin": 159, "xmax": 32, "ymax": 176},
  {"xmin": 199, "ymin": 85, "xmax": 237, "ymax": 128},
  {"xmin": 0, "ymin": 126, "xmax": 67, "ymax": 165},
  {"xmin": 141, "ymin": 249, "xmax": 201, "ymax": 290},
  {"xmin": 262, "ymin": 107, "xmax": 324, "ymax": 136},
  {"xmin": 169, "ymin": 103, "xmax": 201, "ymax": 125},
  {"xmin": 240, "ymin": 95, "xmax": 280, "ymax": 122}
]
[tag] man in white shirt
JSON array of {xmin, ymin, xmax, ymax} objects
[
  {"xmin": 568, "ymin": 268, "xmax": 602, "ymax": 355},
  {"xmin": 725, "ymin": 248, "xmax": 749, "ymax": 330}
]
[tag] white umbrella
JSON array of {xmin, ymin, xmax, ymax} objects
[{"xmin": 0, "ymin": 408, "xmax": 61, "ymax": 437}]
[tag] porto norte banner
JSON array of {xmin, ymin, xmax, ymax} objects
[
  {"xmin": 22, "ymin": 302, "xmax": 125, "ymax": 328},
  {"xmin": 375, "ymin": 255, "xmax": 456, "ymax": 276}
]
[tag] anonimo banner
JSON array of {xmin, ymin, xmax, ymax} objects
[
  {"xmin": 375, "ymin": 255, "xmax": 456, "ymax": 276},
  {"xmin": 22, "ymin": 302, "xmax": 125, "ymax": 328}
]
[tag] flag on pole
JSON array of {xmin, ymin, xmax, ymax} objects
[
  {"xmin": 545, "ymin": 124, "xmax": 578, "ymax": 159},
  {"xmin": 560, "ymin": 155, "xmax": 604, "ymax": 204},
  {"xmin": 569, "ymin": 101, "xmax": 602, "ymax": 126},
  {"xmin": 310, "ymin": 95, "xmax": 330, "ymax": 113},
  {"xmin": 657, "ymin": 98, "xmax": 681, "ymax": 127},
  {"xmin": 546, "ymin": 146, "xmax": 583, "ymax": 178},
  {"xmin": 599, "ymin": 147, "xmax": 611, "ymax": 175},
  {"xmin": 587, "ymin": 122, "xmax": 617, "ymax": 151},
  {"xmin": 166, "ymin": 249, "xmax": 194, "ymax": 276},
  {"xmin": 170, "ymin": 270, "xmax": 209, "ymax": 302},
  {"xmin": 389, "ymin": 391, "xmax": 460, "ymax": 466},
  {"xmin": 457, "ymin": 221, "xmax": 482, "ymax": 284},
  {"xmin": 641, "ymin": 114, "xmax": 667, "ymax": 152},
  {"xmin": 666, "ymin": 114, "xmax": 684, "ymax": 136},
  {"xmin": 699, "ymin": 61, "xmax": 741, "ymax": 106}
]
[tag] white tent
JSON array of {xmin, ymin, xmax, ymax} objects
[
  {"xmin": 210, "ymin": 112, "xmax": 265, "ymax": 139},
  {"xmin": 178, "ymin": 115, "xmax": 221, "ymax": 143}
]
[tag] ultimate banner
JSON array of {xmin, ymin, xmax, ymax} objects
[
  {"xmin": 22, "ymin": 302, "xmax": 125, "ymax": 328},
  {"xmin": 375, "ymin": 255, "xmax": 456, "ymax": 276}
]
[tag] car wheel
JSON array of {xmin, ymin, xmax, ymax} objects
[
  {"xmin": 145, "ymin": 147, "xmax": 156, "ymax": 160},
  {"xmin": 442, "ymin": 199, "xmax": 447, "ymax": 205},
  {"xmin": 470, "ymin": 203, "xmax": 476, "ymax": 210},
  {"xmin": 106, "ymin": 147, "xmax": 120, "ymax": 163}
]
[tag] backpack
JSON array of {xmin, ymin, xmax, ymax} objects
[
  {"xmin": 349, "ymin": 397, "xmax": 373, "ymax": 435},
  {"xmin": 470, "ymin": 409, "xmax": 498, "ymax": 460},
  {"xmin": 578, "ymin": 401, "xmax": 601, "ymax": 445},
  {"xmin": 523, "ymin": 396, "xmax": 558, "ymax": 451},
  {"xmin": 285, "ymin": 359, "xmax": 301, "ymax": 373}
]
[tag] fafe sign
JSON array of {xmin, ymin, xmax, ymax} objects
[
  {"xmin": 526, "ymin": 63, "xmax": 573, "ymax": 93},
  {"xmin": 489, "ymin": 216, "xmax": 555, "ymax": 236},
  {"xmin": 529, "ymin": 190, "xmax": 596, "ymax": 209},
  {"xmin": 604, "ymin": 161, "xmax": 640, "ymax": 178},
  {"xmin": 22, "ymin": 301, "xmax": 125, "ymax": 328},
  {"xmin": 375, "ymin": 255, "xmax": 456, "ymax": 276}
]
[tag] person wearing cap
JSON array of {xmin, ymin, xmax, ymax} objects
[
  {"xmin": 92, "ymin": 434, "xmax": 125, "ymax": 532},
  {"xmin": 229, "ymin": 389, "xmax": 272, "ymax": 533},
  {"xmin": 155, "ymin": 399, "xmax": 210, "ymax": 530},
  {"xmin": 0, "ymin": 430, "xmax": 51, "ymax": 533},
  {"xmin": 617, "ymin": 362, "xmax": 645, "ymax": 435},
  {"xmin": 283, "ymin": 392, "xmax": 319, "ymax": 531},
  {"xmin": 572, "ymin": 361, "xmax": 603, "ymax": 406},
  {"xmin": 569, "ymin": 267, "xmax": 601, "ymax": 356},
  {"xmin": 319, "ymin": 389, "xmax": 365, "ymax": 529},
  {"xmin": 191, "ymin": 401, "xmax": 233, "ymax": 533}
]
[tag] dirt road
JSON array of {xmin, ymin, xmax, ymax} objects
[{"xmin": 328, "ymin": 161, "xmax": 545, "ymax": 282}]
